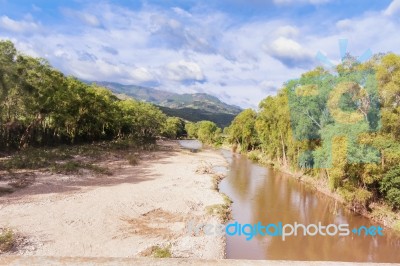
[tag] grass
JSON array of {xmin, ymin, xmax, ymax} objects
[
  {"xmin": 51, "ymin": 161, "xmax": 82, "ymax": 174},
  {"xmin": 150, "ymin": 245, "xmax": 172, "ymax": 258},
  {"xmin": 127, "ymin": 153, "xmax": 139, "ymax": 165},
  {"xmin": 0, "ymin": 138, "xmax": 154, "ymax": 171},
  {"xmin": 0, "ymin": 138, "xmax": 159, "ymax": 200},
  {"xmin": 195, "ymin": 162, "xmax": 232, "ymax": 222},
  {"xmin": 370, "ymin": 204, "xmax": 398, "ymax": 228},
  {"xmin": 0, "ymin": 228, "xmax": 14, "ymax": 253},
  {"xmin": 51, "ymin": 161, "xmax": 112, "ymax": 176},
  {"xmin": 206, "ymin": 193, "xmax": 232, "ymax": 223},
  {"xmin": 0, "ymin": 139, "xmax": 150, "ymax": 175},
  {"xmin": 247, "ymin": 150, "xmax": 262, "ymax": 163},
  {"xmin": 85, "ymin": 164, "xmax": 113, "ymax": 176},
  {"xmin": 195, "ymin": 163, "xmax": 213, "ymax": 174},
  {"xmin": 0, "ymin": 138, "xmax": 155, "ymax": 196},
  {"xmin": 393, "ymin": 221, "xmax": 400, "ymax": 232},
  {"xmin": 0, "ymin": 148, "xmax": 72, "ymax": 171},
  {"xmin": 211, "ymin": 173, "xmax": 225, "ymax": 191}
]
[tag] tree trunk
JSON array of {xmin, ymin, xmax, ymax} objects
[
  {"xmin": 19, "ymin": 113, "xmax": 44, "ymax": 149},
  {"xmin": 280, "ymin": 132, "xmax": 287, "ymax": 166}
]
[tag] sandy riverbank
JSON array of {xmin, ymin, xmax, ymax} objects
[{"xmin": 0, "ymin": 141, "xmax": 228, "ymax": 258}]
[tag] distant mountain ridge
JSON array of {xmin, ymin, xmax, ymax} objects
[
  {"xmin": 92, "ymin": 81, "xmax": 242, "ymax": 127},
  {"xmin": 93, "ymin": 81, "xmax": 242, "ymax": 115}
]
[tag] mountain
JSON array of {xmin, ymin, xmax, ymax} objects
[
  {"xmin": 92, "ymin": 81, "xmax": 242, "ymax": 127},
  {"xmin": 157, "ymin": 106, "xmax": 237, "ymax": 128}
]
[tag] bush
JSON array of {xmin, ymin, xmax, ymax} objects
[
  {"xmin": 381, "ymin": 166, "xmax": 400, "ymax": 209},
  {"xmin": 206, "ymin": 193, "xmax": 232, "ymax": 223},
  {"xmin": 0, "ymin": 228, "xmax": 14, "ymax": 253},
  {"xmin": 247, "ymin": 150, "xmax": 261, "ymax": 163},
  {"xmin": 338, "ymin": 183, "xmax": 372, "ymax": 210},
  {"xmin": 298, "ymin": 150, "xmax": 314, "ymax": 169},
  {"xmin": 212, "ymin": 173, "xmax": 225, "ymax": 191},
  {"xmin": 151, "ymin": 245, "xmax": 172, "ymax": 258},
  {"xmin": 127, "ymin": 154, "xmax": 139, "ymax": 165}
]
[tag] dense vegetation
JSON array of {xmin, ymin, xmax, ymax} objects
[
  {"xmin": 185, "ymin": 121, "xmax": 222, "ymax": 145},
  {"xmin": 225, "ymin": 53, "xmax": 400, "ymax": 212},
  {"xmin": 0, "ymin": 40, "xmax": 176, "ymax": 149}
]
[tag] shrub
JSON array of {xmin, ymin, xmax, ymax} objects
[
  {"xmin": 127, "ymin": 154, "xmax": 139, "ymax": 165},
  {"xmin": 338, "ymin": 183, "xmax": 372, "ymax": 210},
  {"xmin": 206, "ymin": 193, "xmax": 232, "ymax": 223},
  {"xmin": 381, "ymin": 166, "xmax": 400, "ymax": 209},
  {"xmin": 151, "ymin": 245, "xmax": 171, "ymax": 258},
  {"xmin": 247, "ymin": 150, "xmax": 261, "ymax": 163},
  {"xmin": 0, "ymin": 228, "xmax": 14, "ymax": 253}
]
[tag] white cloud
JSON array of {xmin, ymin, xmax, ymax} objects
[
  {"xmin": 0, "ymin": 16, "xmax": 40, "ymax": 33},
  {"xmin": 260, "ymin": 80, "xmax": 277, "ymax": 93},
  {"xmin": 131, "ymin": 67, "xmax": 155, "ymax": 83},
  {"xmin": 80, "ymin": 13, "xmax": 101, "ymax": 27},
  {"xmin": 336, "ymin": 19, "xmax": 352, "ymax": 30},
  {"xmin": 3, "ymin": 1, "xmax": 400, "ymax": 108},
  {"xmin": 384, "ymin": 0, "xmax": 400, "ymax": 16},
  {"xmin": 275, "ymin": 25, "xmax": 299, "ymax": 38},
  {"xmin": 264, "ymin": 37, "xmax": 315, "ymax": 68},
  {"xmin": 62, "ymin": 9, "xmax": 101, "ymax": 27},
  {"xmin": 165, "ymin": 60, "xmax": 205, "ymax": 82},
  {"xmin": 172, "ymin": 7, "xmax": 192, "ymax": 18}
]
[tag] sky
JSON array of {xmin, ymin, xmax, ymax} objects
[{"xmin": 1, "ymin": 0, "xmax": 400, "ymax": 108}]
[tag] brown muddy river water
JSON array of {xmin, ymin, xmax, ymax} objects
[{"xmin": 218, "ymin": 150, "xmax": 400, "ymax": 262}]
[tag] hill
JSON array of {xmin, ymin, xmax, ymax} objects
[
  {"xmin": 92, "ymin": 81, "xmax": 242, "ymax": 127},
  {"xmin": 157, "ymin": 106, "xmax": 236, "ymax": 128}
]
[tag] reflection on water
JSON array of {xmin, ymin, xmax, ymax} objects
[{"xmin": 219, "ymin": 150, "xmax": 400, "ymax": 262}]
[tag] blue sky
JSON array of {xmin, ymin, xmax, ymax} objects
[{"xmin": 1, "ymin": 0, "xmax": 399, "ymax": 108}]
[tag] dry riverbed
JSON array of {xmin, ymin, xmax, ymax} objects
[{"xmin": 0, "ymin": 141, "xmax": 228, "ymax": 258}]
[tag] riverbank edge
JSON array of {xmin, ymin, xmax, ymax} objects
[
  {"xmin": 198, "ymin": 145, "xmax": 233, "ymax": 241},
  {"xmin": 177, "ymin": 142, "xmax": 233, "ymax": 258},
  {"xmin": 222, "ymin": 145, "xmax": 400, "ymax": 233}
]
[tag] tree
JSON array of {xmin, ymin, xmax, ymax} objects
[
  {"xmin": 162, "ymin": 117, "xmax": 185, "ymax": 139},
  {"xmin": 0, "ymin": 40, "xmax": 168, "ymax": 148},
  {"xmin": 196, "ymin": 121, "xmax": 219, "ymax": 144},
  {"xmin": 381, "ymin": 166, "xmax": 400, "ymax": 209},
  {"xmin": 226, "ymin": 109, "xmax": 258, "ymax": 152},
  {"xmin": 185, "ymin": 122, "xmax": 198, "ymax": 139}
]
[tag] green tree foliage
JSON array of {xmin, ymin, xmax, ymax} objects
[
  {"xmin": 254, "ymin": 90, "xmax": 296, "ymax": 166},
  {"xmin": 185, "ymin": 122, "xmax": 198, "ymax": 138},
  {"xmin": 226, "ymin": 109, "xmax": 258, "ymax": 152},
  {"xmin": 0, "ymin": 40, "xmax": 166, "ymax": 149},
  {"xmin": 381, "ymin": 166, "xmax": 400, "ymax": 209},
  {"xmin": 185, "ymin": 120, "xmax": 222, "ymax": 145},
  {"xmin": 376, "ymin": 53, "xmax": 400, "ymax": 139},
  {"xmin": 197, "ymin": 121, "xmax": 219, "ymax": 144},
  {"xmin": 225, "ymin": 52, "xmax": 400, "ymax": 209},
  {"xmin": 161, "ymin": 117, "xmax": 185, "ymax": 139}
]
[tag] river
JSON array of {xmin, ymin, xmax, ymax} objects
[{"xmin": 217, "ymin": 149, "xmax": 400, "ymax": 262}]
